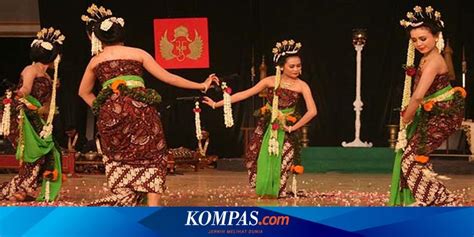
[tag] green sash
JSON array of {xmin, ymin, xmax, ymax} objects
[
  {"xmin": 389, "ymin": 85, "xmax": 453, "ymax": 206},
  {"xmin": 101, "ymin": 75, "xmax": 145, "ymax": 89},
  {"xmin": 255, "ymin": 106, "xmax": 295, "ymax": 197},
  {"xmin": 16, "ymin": 95, "xmax": 62, "ymax": 201}
]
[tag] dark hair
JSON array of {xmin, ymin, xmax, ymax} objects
[
  {"xmin": 29, "ymin": 43, "xmax": 61, "ymax": 64},
  {"xmin": 406, "ymin": 18, "xmax": 443, "ymax": 36},
  {"xmin": 92, "ymin": 18, "xmax": 125, "ymax": 45},
  {"xmin": 85, "ymin": 22, "xmax": 94, "ymax": 36},
  {"xmin": 275, "ymin": 53, "xmax": 301, "ymax": 67}
]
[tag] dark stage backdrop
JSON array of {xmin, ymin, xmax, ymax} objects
[{"xmin": 1, "ymin": 0, "xmax": 473, "ymax": 157}]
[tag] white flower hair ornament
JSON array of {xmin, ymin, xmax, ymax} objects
[
  {"xmin": 272, "ymin": 39, "xmax": 302, "ymax": 63},
  {"xmin": 31, "ymin": 27, "xmax": 65, "ymax": 51},
  {"xmin": 100, "ymin": 17, "xmax": 125, "ymax": 31}
]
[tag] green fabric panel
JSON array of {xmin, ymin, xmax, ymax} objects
[
  {"xmin": 16, "ymin": 110, "xmax": 62, "ymax": 201},
  {"xmin": 101, "ymin": 75, "xmax": 145, "ymax": 89}
]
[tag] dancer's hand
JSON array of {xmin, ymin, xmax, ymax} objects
[
  {"xmin": 402, "ymin": 116, "xmax": 413, "ymax": 125},
  {"xmin": 202, "ymin": 96, "xmax": 217, "ymax": 109},
  {"xmin": 37, "ymin": 105, "xmax": 49, "ymax": 115},
  {"xmin": 284, "ymin": 125, "xmax": 293, "ymax": 133},
  {"xmin": 201, "ymin": 73, "xmax": 220, "ymax": 93},
  {"xmin": 14, "ymin": 89, "xmax": 24, "ymax": 98}
]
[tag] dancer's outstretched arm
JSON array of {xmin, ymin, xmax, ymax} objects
[
  {"xmin": 283, "ymin": 81, "xmax": 317, "ymax": 133},
  {"xmin": 203, "ymin": 76, "xmax": 272, "ymax": 108},
  {"xmin": 139, "ymin": 48, "xmax": 218, "ymax": 91}
]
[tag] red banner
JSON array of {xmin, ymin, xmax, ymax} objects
[{"xmin": 154, "ymin": 18, "xmax": 209, "ymax": 69}]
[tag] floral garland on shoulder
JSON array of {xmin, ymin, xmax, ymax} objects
[{"xmin": 92, "ymin": 84, "xmax": 162, "ymax": 116}]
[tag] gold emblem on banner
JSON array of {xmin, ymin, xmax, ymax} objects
[{"xmin": 160, "ymin": 26, "xmax": 203, "ymax": 61}]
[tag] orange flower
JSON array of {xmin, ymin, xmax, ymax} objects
[
  {"xmin": 291, "ymin": 165, "xmax": 304, "ymax": 174},
  {"xmin": 43, "ymin": 171, "xmax": 52, "ymax": 179},
  {"xmin": 43, "ymin": 169, "xmax": 59, "ymax": 181},
  {"xmin": 286, "ymin": 115, "xmax": 297, "ymax": 123},
  {"xmin": 454, "ymin": 87, "xmax": 467, "ymax": 98},
  {"xmin": 26, "ymin": 103, "xmax": 38, "ymax": 110},
  {"xmin": 260, "ymin": 105, "xmax": 268, "ymax": 114},
  {"xmin": 415, "ymin": 155, "xmax": 429, "ymax": 164},
  {"xmin": 110, "ymin": 79, "xmax": 126, "ymax": 94},
  {"xmin": 423, "ymin": 100, "xmax": 435, "ymax": 111}
]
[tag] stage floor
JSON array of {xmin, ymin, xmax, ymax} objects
[{"xmin": 1, "ymin": 169, "xmax": 473, "ymax": 206}]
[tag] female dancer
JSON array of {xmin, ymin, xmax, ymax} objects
[
  {"xmin": 203, "ymin": 39, "xmax": 317, "ymax": 198},
  {"xmin": 79, "ymin": 4, "xmax": 218, "ymax": 206},
  {"xmin": 0, "ymin": 27, "xmax": 65, "ymax": 202},
  {"xmin": 390, "ymin": 6, "xmax": 465, "ymax": 206}
]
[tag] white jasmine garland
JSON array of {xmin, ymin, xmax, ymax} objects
[
  {"xmin": 436, "ymin": 32, "xmax": 445, "ymax": 53},
  {"xmin": 221, "ymin": 82, "xmax": 234, "ymax": 128},
  {"xmin": 268, "ymin": 138, "xmax": 279, "ymax": 156},
  {"xmin": 198, "ymin": 137, "xmax": 209, "ymax": 156},
  {"xmin": 395, "ymin": 40, "xmax": 415, "ymax": 151},
  {"xmin": 0, "ymin": 90, "xmax": 12, "ymax": 136},
  {"xmin": 91, "ymin": 32, "xmax": 103, "ymax": 56},
  {"xmin": 291, "ymin": 174, "xmax": 298, "ymax": 198},
  {"xmin": 194, "ymin": 101, "xmax": 203, "ymax": 140},
  {"xmin": 40, "ymin": 55, "xmax": 60, "ymax": 138},
  {"xmin": 268, "ymin": 66, "xmax": 281, "ymax": 156},
  {"xmin": 45, "ymin": 180, "xmax": 50, "ymax": 202},
  {"xmin": 17, "ymin": 110, "xmax": 25, "ymax": 162}
]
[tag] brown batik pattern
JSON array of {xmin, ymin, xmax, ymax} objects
[
  {"xmin": 95, "ymin": 59, "xmax": 168, "ymax": 168},
  {"xmin": 0, "ymin": 76, "xmax": 53, "ymax": 200},
  {"xmin": 88, "ymin": 155, "xmax": 165, "ymax": 206},
  {"xmin": 90, "ymin": 59, "xmax": 168, "ymax": 204},
  {"xmin": 0, "ymin": 160, "xmax": 42, "ymax": 200},
  {"xmin": 245, "ymin": 87, "xmax": 299, "ymax": 197},
  {"xmin": 96, "ymin": 93, "xmax": 169, "ymax": 169},
  {"xmin": 400, "ymin": 73, "xmax": 464, "ymax": 206},
  {"xmin": 17, "ymin": 76, "xmax": 53, "ymax": 105},
  {"xmin": 401, "ymin": 147, "xmax": 457, "ymax": 206}
]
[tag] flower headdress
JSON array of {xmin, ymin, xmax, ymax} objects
[
  {"xmin": 81, "ymin": 4, "xmax": 114, "ymax": 26},
  {"xmin": 399, "ymin": 6, "xmax": 444, "ymax": 30},
  {"xmin": 81, "ymin": 4, "xmax": 125, "ymax": 55},
  {"xmin": 272, "ymin": 39, "xmax": 302, "ymax": 64},
  {"xmin": 31, "ymin": 27, "xmax": 65, "ymax": 51},
  {"xmin": 400, "ymin": 6, "xmax": 445, "ymax": 53},
  {"xmin": 267, "ymin": 39, "xmax": 302, "ymax": 156},
  {"xmin": 396, "ymin": 6, "xmax": 446, "ymax": 151},
  {"xmin": 27, "ymin": 28, "xmax": 64, "ymax": 139}
]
